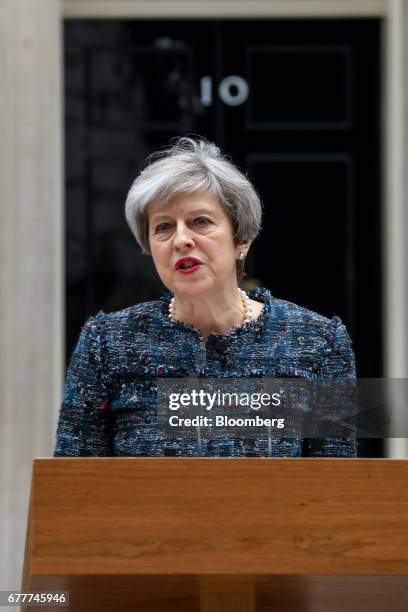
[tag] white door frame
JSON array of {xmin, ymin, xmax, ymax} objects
[{"xmin": 62, "ymin": 1, "xmax": 387, "ymax": 18}]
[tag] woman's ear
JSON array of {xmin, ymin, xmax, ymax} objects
[{"xmin": 236, "ymin": 240, "xmax": 251, "ymax": 259}]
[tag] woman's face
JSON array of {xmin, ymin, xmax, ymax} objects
[{"xmin": 148, "ymin": 190, "xmax": 247, "ymax": 298}]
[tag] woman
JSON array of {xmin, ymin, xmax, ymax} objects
[{"xmin": 54, "ymin": 137, "xmax": 356, "ymax": 458}]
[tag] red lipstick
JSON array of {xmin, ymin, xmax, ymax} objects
[{"xmin": 175, "ymin": 257, "xmax": 203, "ymax": 274}]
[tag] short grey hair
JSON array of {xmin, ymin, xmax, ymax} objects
[{"xmin": 125, "ymin": 137, "xmax": 263, "ymax": 255}]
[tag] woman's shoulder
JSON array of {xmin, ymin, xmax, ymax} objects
[
  {"xmin": 96, "ymin": 295, "xmax": 166, "ymax": 330},
  {"xmin": 256, "ymin": 288, "xmax": 350, "ymax": 347},
  {"xmin": 252, "ymin": 287, "xmax": 335, "ymax": 324},
  {"xmin": 273, "ymin": 296, "xmax": 339, "ymax": 328},
  {"xmin": 84, "ymin": 297, "xmax": 170, "ymax": 367},
  {"xmin": 257, "ymin": 290, "xmax": 355, "ymax": 376}
]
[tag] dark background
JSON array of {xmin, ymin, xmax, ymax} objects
[{"xmin": 65, "ymin": 19, "xmax": 382, "ymax": 455}]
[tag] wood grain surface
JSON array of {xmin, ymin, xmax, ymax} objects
[{"xmin": 21, "ymin": 458, "xmax": 408, "ymax": 611}]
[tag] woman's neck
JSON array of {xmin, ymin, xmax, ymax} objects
[
  {"xmin": 170, "ymin": 289, "xmax": 264, "ymax": 341},
  {"xmin": 172, "ymin": 289, "xmax": 244, "ymax": 340}
]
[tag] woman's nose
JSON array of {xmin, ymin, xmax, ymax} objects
[{"xmin": 173, "ymin": 223, "xmax": 195, "ymax": 250}]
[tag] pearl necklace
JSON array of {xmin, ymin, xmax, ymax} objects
[
  {"xmin": 168, "ymin": 288, "xmax": 253, "ymax": 326},
  {"xmin": 238, "ymin": 288, "xmax": 253, "ymax": 324}
]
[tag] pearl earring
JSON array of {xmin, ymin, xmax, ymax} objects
[{"xmin": 238, "ymin": 252, "xmax": 245, "ymax": 261}]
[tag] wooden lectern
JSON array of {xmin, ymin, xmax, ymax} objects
[{"xmin": 22, "ymin": 458, "xmax": 408, "ymax": 611}]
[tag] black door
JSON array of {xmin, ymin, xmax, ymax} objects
[{"xmin": 65, "ymin": 19, "xmax": 382, "ymax": 387}]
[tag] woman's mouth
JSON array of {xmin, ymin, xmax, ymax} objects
[{"xmin": 175, "ymin": 257, "xmax": 203, "ymax": 274}]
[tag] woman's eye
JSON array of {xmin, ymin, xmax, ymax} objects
[
  {"xmin": 155, "ymin": 223, "xmax": 170, "ymax": 233},
  {"xmin": 195, "ymin": 217, "xmax": 211, "ymax": 226}
]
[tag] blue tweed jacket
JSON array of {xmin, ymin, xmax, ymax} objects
[{"xmin": 54, "ymin": 287, "xmax": 357, "ymax": 457}]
